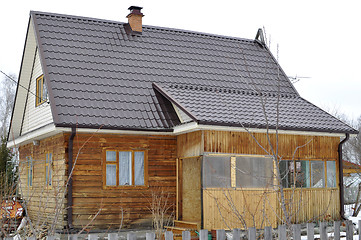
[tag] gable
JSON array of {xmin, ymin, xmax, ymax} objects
[
  {"xmin": 21, "ymin": 49, "xmax": 53, "ymax": 135},
  {"xmin": 8, "ymin": 16, "xmax": 54, "ymax": 141}
]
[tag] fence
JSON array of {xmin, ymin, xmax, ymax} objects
[{"xmin": 4, "ymin": 220, "xmax": 360, "ymax": 240}]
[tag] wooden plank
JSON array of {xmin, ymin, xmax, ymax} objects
[
  {"xmin": 216, "ymin": 229, "xmax": 226, "ymax": 240},
  {"xmin": 278, "ymin": 225, "xmax": 286, "ymax": 240},
  {"xmin": 307, "ymin": 222, "xmax": 314, "ymax": 240},
  {"xmin": 146, "ymin": 232, "xmax": 155, "ymax": 240},
  {"xmin": 182, "ymin": 231, "xmax": 191, "ymax": 240},
  {"xmin": 264, "ymin": 226, "xmax": 272, "ymax": 240},
  {"xmin": 199, "ymin": 230, "xmax": 208, "ymax": 240},
  {"xmin": 346, "ymin": 220, "xmax": 353, "ymax": 240},
  {"xmin": 319, "ymin": 222, "xmax": 327, "ymax": 240},
  {"xmin": 232, "ymin": 228, "xmax": 240, "ymax": 240},
  {"xmin": 334, "ymin": 221, "xmax": 340, "ymax": 240},
  {"xmin": 248, "ymin": 227, "xmax": 256, "ymax": 240},
  {"xmin": 292, "ymin": 224, "xmax": 301, "ymax": 240}
]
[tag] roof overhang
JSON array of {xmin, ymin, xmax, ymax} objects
[
  {"xmin": 173, "ymin": 122, "xmax": 356, "ymax": 138},
  {"xmin": 7, "ymin": 123, "xmax": 62, "ymax": 148},
  {"xmin": 8, "ymin": 121, "xmax": 356, "ymax": 148}
]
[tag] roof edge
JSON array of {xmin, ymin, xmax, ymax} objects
[{"xmin": 152, "ymin": 83, "xmax": 199, "ymax": 122}]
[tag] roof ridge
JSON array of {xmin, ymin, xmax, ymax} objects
[
  {"xmin": 166, "ymin": 83, "xmax": 298, "ymax": 98},
  {"xmin": 31, "ymin": 10, "xmax": 255, "ymax": 43}
]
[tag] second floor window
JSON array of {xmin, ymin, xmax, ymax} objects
[{"xmin": 36, "ymin": 75, "xmax": 48, "ymax": 106}]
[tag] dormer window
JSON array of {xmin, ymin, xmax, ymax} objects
[{"xmin": 36, "ymin": 75, "xmax": 48, "ymax": 106}]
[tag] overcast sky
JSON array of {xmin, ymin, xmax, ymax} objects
[{"xmin": 1, "ymin": 0, "xmax": 360, "ymax": 121}]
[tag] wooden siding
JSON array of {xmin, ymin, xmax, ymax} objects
[
  {"xmin": 281, "ymin": 188, "xmax": 340, "ymax": 223},
  {"xmin": 21, "ymin": 49, "xmax": 53, "ymax": 135},
  {"xmin": 177, "ymin": 131, "xmax": 203, "ymax": 158},
  {"xmin": 9, "ymin": 19, "xmax": 37, "ymax": 139},
  {"xmin": 65, "ymin": 133, "xmax": 177, "ymax": 229},
  {"xmin": 203, "ymin": 130, "xmax": 339, "ymax": 160},
  {"xmin": 177, "ymin": 130, "xmax": 341, "ymax": 229},
  {"xmin": 203, "ymin": 189, "xmax": 277, "ymax": 229},
  {"xmin": 203, "ymin": 188, "xmax": 340, "ymax": 230},
  {"xmin": 18, "ymin": 133, "xmax": 67, "ymax": 229}
]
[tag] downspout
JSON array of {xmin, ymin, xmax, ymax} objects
[
  {"xmin": 67, "ymin": 127, "xmax": 76, "ymax": 229},
  {"xmin": 338, "ymin": 133, "xmax": 349, "ymax": 219}
]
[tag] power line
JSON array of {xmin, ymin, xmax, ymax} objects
[{"xmin": 0, "ymin": 70, "xmax": 41, "ymax": 101}]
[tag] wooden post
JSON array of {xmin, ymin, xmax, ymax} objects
[
  {"xmin": 88, "ymin": 234, "xmax": 98, "ymax": 240},
  {"xmin": 292, "ymin": 224, "xmax": 301, "ymax": 240},
  {"xmin": 146, "ymin": 232, "xmax": 156, "ymax": 240},
  {"xmin": 278, "ymin": 225, "xmax": 286, "ymax": 240},
  {"xmin": 128, "ymin": 232, "xmax": 136, "ymax": 240},
  {"xmin": 165, "ymin": 231, "xmax": 173, "ymax": 240},
  {"xmin": 68, "ymin": 235, "xmax": 78, "ymax": 240},
  {"xmin": 334, "ymin": 221, "xmax": 340, "ymax": 240},
  {"xmin": 248, "ymin": 227, "xmax": 256, "ymax": 240},
  {"xmin": 346, "ymin": 220, "xmax": 353, "ymax": 240},
  {"xmin": 108, "ymin": 233, "xmax": 119, "ymax": 240},
  {"xmin": 182, "ymin": 231, "xmax": 191, "ymax": 240},
  {"xmin": 319, "ymin": 222, "xmax": 327, "ymax": 240},
  {"xmin": 217, "ymin": 229, "xmax": 226, "ymax": 240},
  {"xmin": 264, "ymin": 226, "xmax": 272, "ymax": 240},
  {"xmin": 232, "ymin": 228, "xmax": 241, "ymax": 240},
  {"xmin": 307, "ymin": 222, "xmax": 314, "ymax": 240},
  {"xmin": 199, "ymin": 230, "xmax": 208, "ymax": 240}
]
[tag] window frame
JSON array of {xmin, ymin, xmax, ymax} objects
[
  {"xmin": 26, "ymin": 156, "xmax": 33, "ymax": 187},
  {"xmin": 102, "ymin": 148, "xmax": 148, "ymax": 189},
  {"xmin": 45, "ymin": 153, "xmax": 53, "ymax": 188},
  {"xmin": 280, "ymin": 159, "xmax": 338, "ymax": 189},
  {"xmin": 202, "ymin": 154, "xmax": 274, "ymax": 190},
  {"xmin": 35, "ymin": 75, "xmax": 48, "ymax": 106}
]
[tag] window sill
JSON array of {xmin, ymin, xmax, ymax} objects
[{"xmin": 103, "ymin": 185, "xmax": 149, "ymax": 190}]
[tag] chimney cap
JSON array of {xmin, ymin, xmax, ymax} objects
[{"xmin": 128, "ymin": 6, "xmax": 143, "ymax": 11}]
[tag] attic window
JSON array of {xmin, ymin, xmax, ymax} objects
[{"xmin": 36, "ymin": 75, "xmax": 48, "ymax": 106}]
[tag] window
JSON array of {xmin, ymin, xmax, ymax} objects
[
  {"xmin": 45, "ymin": 153, "xmax": 53, "ymax": 187},
  {"xmin": 327, "ymin": 161, "xmax": 337, "ymax": 188},
  {"xmin": 36, "ymin": 75, "xmax": 48, "ymax": 106},
  {"xmin": 202, "ymin": 155, "xmax": 273, "ymax": 188},
  {"xmin": 203, "ymin": 156, "xmax": 231, "ymax": 188},
  {"xmin": 26, "ymin": 156, "xmax": 33, "ymax": 187},
  {"xmin": 104, "ymin": 150, "xmax": 147, "ymax": 187},
  {"xmin": 280, "ymin": 160, "xmax": 337, "ymax": 188},
  {"xmin": 235, "ymin": 156, "xmax": 273, "ymax": 188}
]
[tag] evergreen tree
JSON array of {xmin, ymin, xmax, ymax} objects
[{"xmin": 0, "ymin": 136, "xmax": 17, "ymax": 196}]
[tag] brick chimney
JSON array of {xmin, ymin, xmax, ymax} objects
[{"xmin": 127, "ymin": 6, "xmax": 144, "ymax": 33}]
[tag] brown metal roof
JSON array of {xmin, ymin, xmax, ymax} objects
[{"xmin": 30, "ymin": 11, "xmax": 357, "ymax": 134}]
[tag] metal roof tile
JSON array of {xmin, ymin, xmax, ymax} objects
[{"xmin": 31, "ymin": 11, "xmax": 357, "ymax": 133}]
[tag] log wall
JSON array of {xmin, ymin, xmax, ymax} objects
[
  {"xmin": 18, "ymin": 133, "xmax": 67, "ymax": 229},
  {"xmin": 65, "ymin": 133, "xmax": 177, "ymax": 229}
]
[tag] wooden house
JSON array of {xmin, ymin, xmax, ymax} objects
[{"xmin": 8, "ymin": 7, "xmax": 358, "ymax": 230}]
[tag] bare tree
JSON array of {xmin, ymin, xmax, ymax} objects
[{"xmin": 0, "ymin": 73, "xmax": 17, "ymax": 138}]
